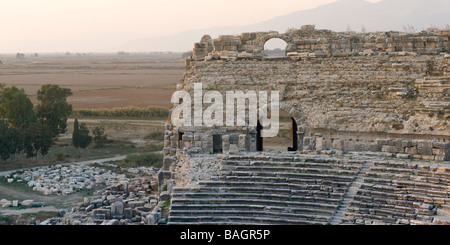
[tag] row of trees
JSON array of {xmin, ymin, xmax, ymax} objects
[
  {"xmin": 72, "ymin": 106, "xmax": 168, "ymax": 119},
  {"xmin": 0, "ymin": 84, "xmax": 73, "ymax": 161}
]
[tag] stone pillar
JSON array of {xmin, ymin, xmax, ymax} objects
[
  {"xmin": 315, "ymin": 133, "xmax": 324, "ymax": 151},
  {"xmin": 238, "ymin": 134, "xmax": 247, "ymax": 151},
  {"xmin": 249, "ymin": 127, "xmax": 257, "ymax": 152},
  {"xmin": 297, "ymin": 125, "xmax": 306, "ymax": 151},
  {"xmin": 222, "ymin": 135, "xmax": 230, "ymax": 154}
]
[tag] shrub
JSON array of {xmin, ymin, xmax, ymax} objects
[
  {"xmin": 120, "ymin": 152, "xmax": 163, "ymax": 168},
  {"xmin": 54, "ymin": 153, "xmax": 68, "ymax": 161}
]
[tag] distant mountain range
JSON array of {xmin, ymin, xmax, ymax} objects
[{"xmin": 121, "ymin": 0, "xmax": 450, "ymax": 52}]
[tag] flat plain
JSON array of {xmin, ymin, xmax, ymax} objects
[{"xmin": 0, "ymin": 52, "xmax": 186, "ymax": 109}]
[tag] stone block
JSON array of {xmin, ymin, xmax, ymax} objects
[
  {"xmin": 418, "ymin": 140, "xmax": 433, "ymax": 148},
  {"xmin": 401, "ymin": 140, "xmax": 412, "ymax": 148},
  {"xmin": 433, "ymin": 148, "xmax": 443, "ymax": 156},
  {"xmin": 85, "ymin": 204, "xmax": 95, "ymax": 212},
  {"xmin": 332, "ymin": 139, "xmax": 344, "ymax": 150},
  {"xmin": 422, "ymin": 155, "xmax": 435, "ymax": 160},
  {"xmin": 405, "ymin": 147, "xmax": 418, "ymax": 155},
  {"xmin": 433, "ymin": 142, "xmax": 450, "ymax": 149},
  {"xmin": 92, "ymin": 209, "xmax": 111, "ymax": 220},
  {"xmin": 21, "ymin": 200, "xmax": 34, "ymax": 207},
  {"xmin": 315, "ymin": 137, "xmax": 323, "ymax": 151},
  {"xmin": 301, "ymin": 25, "xmax": 315, "ymax": 31},
  {"xmin": 127, "ymin": 201, "xmax": 145, "ymax": 209},
  {"xmin": 238, "ymin": 134, "xmax": 248, "ymax": 151},
  {"xmin": 418, "ymin": 147, "xmax": 433, "ymax": 156},
  {"xmin": 163, "ymin": 156, "xmax": 175, "ymax": 171},
  {"xmin": 229, "ymin": 144, "xmax": 240, "ymax": 155},
  {"xmin": 382, "ymin": 145, "xmax": 398, "ymax": 153},
  {"xmin": 124, "ymin": 208, "xmax": 135, "ymax": 219},
  {"xmin": 376, "ymin": 139, "xmax": 387, "ymax": 150},
  {"xmin": 111, "ymin": 201, "xmax": 124, "ymax": 217},
  {"xmin": 303, "ymin": 137, "xmax": 316, "ymax": 151}
]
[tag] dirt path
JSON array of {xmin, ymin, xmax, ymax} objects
[{"xmin": 0, "ymin": 206, "xmax": 61, "ymax": 216}]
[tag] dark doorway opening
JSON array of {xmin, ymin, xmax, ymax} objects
[
  {"xmin": 288, "ymin": 117, "xmax": 298, "ymax": 151},
  {"xmin": 178, "ymin": 132, "xmax": 184, "ymax": 148},
  {"xmin": 213, "ymin": 134, "xmax": 223, "ymax": 153},
  {"xmin": 257, "ymin": 114, "xmax": 298, "ymax": 152},
  {"xmin": 256, "ymin": 121, "xmax": 263, "ymax": 151}
]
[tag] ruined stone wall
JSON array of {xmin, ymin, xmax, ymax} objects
[
  {"xmin": 165, "ymin": 26, "xmax": 450, "ymax": 163},
  {"xmin": 192, "ymin": 25, "xmax": 450, "ymax": 61}
]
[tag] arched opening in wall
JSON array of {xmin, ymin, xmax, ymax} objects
[
  {"xmin": 263, "ymin": 38, "xmax": 288, "ymax": 57},
  {"xmin": 178, "ymin": 131, "xmax": 184, "ymax": 148},
  {"xmin": 257, "ymin": 111, "xmax": 297, "ymax": 152}
]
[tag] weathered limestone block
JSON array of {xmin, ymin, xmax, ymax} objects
[
  {"xmin": 418, "ymin": 147, "xmax": 433, "ymax": 156},
  {"xmin": 92, "ymin": 209, "xmax": 111, "ymax": 220},
  {"xmin": 238, "ymin": 134, "xmax": 248, "ymax": 151},
  {"xmin": 111, "ymin": 201, "xmax": 124, "ymax": 218},
  {"xmin": 303, "ymin": 137, "xmax": 316, "ymax": 151},
  {"xmin": 315, "ymin": 136, "xmax": 324, "ymax": 151},
  {"xmin": 222, "ymin": 135, "xmax": 230, "ymax": 154},
  {"xmin": 229, "ymin": 144, "xmax": 240, "ymax": 155},
  {"xmin": 405, "ymin": 147, "xmax": 418, "ymax": 155},
  {"xmin": 418, "ymin": 140, "xmax": 433, "ymax": 148},
  {"xmin": 301, "ymin": 25, "xmax": 315, "ymax": 31},
  {"xmin": 332, "ymin": 139, "xmax": 344, "ymax": 151}
]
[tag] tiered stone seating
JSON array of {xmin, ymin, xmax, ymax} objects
[
  {"xmin": 168, "ymin": 155, "xmax": 362, "ymax": 225},
  {"xmin": 343, "ymin": 160, "xmax": 450, "ymax": 225}
]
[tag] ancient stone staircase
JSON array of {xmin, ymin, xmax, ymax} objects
[
  {"xmin": 329, "ymin": 160, "xmax": 371, "ymax": 225},
  {"xmin": 167, "ymin": 153, "xmax": 450, "ymax": 225}
]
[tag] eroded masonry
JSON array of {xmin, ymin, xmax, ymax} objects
[{"xmin": 160, "ymin": 25, "xmax": 450, "ymax": 225}]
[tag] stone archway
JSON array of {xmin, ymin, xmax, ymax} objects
[
  {"xmin": 263, "ymin": 38, "xmax": 288, "ymax": 57},
  {"xmin": 256, "ymin": 102, "xmax": 302, "ymax": 152}
]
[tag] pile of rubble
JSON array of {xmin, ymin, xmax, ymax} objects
[
  {"xmin": 10, "ymin": 163, "xmax": 129, "ymax": 195},
  {"xmin": 46, "ymin": 176, "xmax": 166, "ymax": 225}
]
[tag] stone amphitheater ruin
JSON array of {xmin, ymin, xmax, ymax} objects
[{"xmin": 161, "ymin": 25, "xmax": 450, "ymax": 225}]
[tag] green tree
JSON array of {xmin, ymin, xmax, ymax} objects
[
  {"xmin": 78, "ymin": 122, "xmax": 92, "ymax": 149},
  {"xmin": 72, "ymin": 118, "xmax": 80, "ymax": 149},
  {"xmin": 73, "ymin": 119, "xmax": 92, "ymax": 155},
  {"xmin": 0, "ymin": 120, "xmax": 14, "ymax": 161},
  {"xmin": 92, "ymin": 125, "xmax": 108, "ymax": 148},
  {"xmin": 24, "ymin": 123, "xmax": 38, "ymax": 159},
  {"xmin": 23, "ymin": 122, "xmax": 53, "ymax": 161},
  {"xmin": 36, "ymin": 84, "xmax": 73, "ymax": 138},
  {"xmin": 0, "ymin": 86, "xmax": 36, "ymax": 129}
]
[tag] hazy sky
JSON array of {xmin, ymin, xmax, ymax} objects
[{"xmin": 0, "ymin": 0, "xmax": 381, "ymax": 52}]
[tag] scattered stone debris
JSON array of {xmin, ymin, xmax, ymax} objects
[
  {"xmin": 44, "ymin": 177, "xmax": 164, "ymax": 225},
  {"xmin": 7, "ymin": 163, "xmax": 130, "ymax": 195}
]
